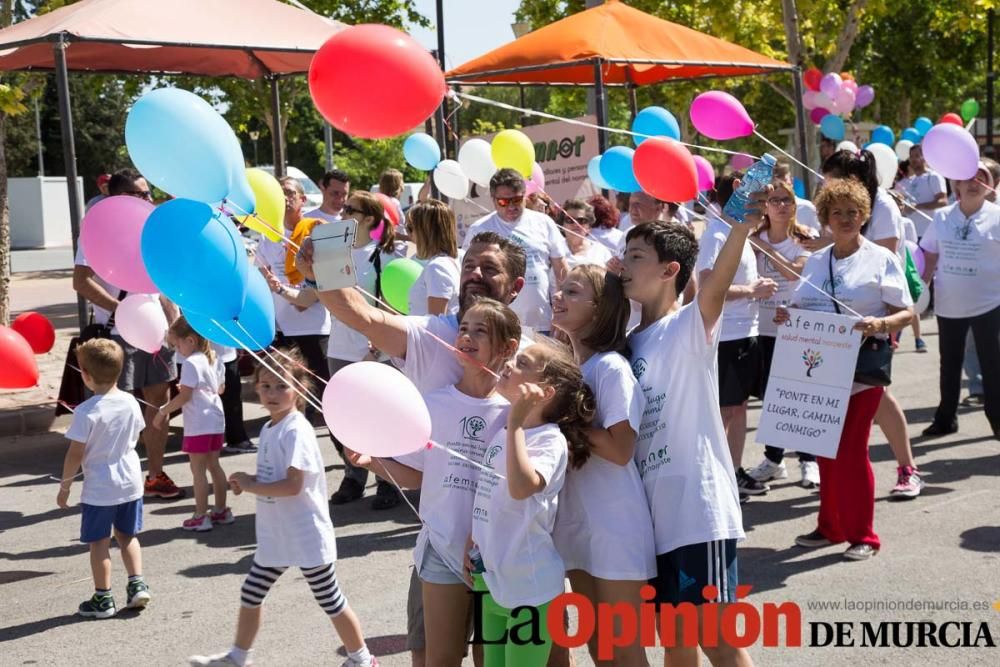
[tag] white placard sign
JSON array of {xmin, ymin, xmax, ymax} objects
[{"xmin": 755, "ymin": 308, "xmax": 862, "ymax": 458}]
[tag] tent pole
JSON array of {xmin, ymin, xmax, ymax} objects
[
  {"xmin": 54, "ymin": 35, "xmax": 87, "ymax": 333},
  {"xmin": 627, "ymin": 83, "xmax": 638, "ymax": 124},
  {"xmin": 593, "ymin": 58, "xmax": 608, "ymax": 154},
  {"xmin": 270, "ymin": 77, "xmax": 285, "ymax": 178},
  {"xmin": 791, "ymin": 67, "xmax": 810, "ymax": 194}
]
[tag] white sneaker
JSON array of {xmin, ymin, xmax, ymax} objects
[
  {"xmin": 748, "ymin": 458, "xmax": 788, "ymax": 482},
  {"xmin": 189, "ymin": 653, "xmax": 252, "ymax": 667},
  {"xmin": 800, "ymin": 460, "xmax": 820, "ymax": 489}
]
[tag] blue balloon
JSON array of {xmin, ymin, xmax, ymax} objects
[
  {"xmin": 186, "ymin": 270, "xmax": 275, "ymax": 350},
  {"xmin": 587, "ymin": 155, "xmax": 611, "ymax": 189},
  {"xmin": 914, "ymin": 117, "xmax": 933, "ymax": 136},
  {"xmin": 870, "ymin": 125, "xmax": 895, "ymax": 147},
  {"xmin": 819, "ymin": 114, "xmax": 846, "ymax": 141},
  {"xmin": 599, "ymin": 147, "xmax": 640, "ymax": 193},
  {"xmin": 141, "ymin": 199, "xmax": 249, "ymax": 321},
  {"xmin": 792, "ymin": 177, "xmax": 806, "ymax": 200},
  {"xmin": 403, "ymin": 132, "xmax": 441, "ymax": 171},
  {"xmin": 901, "ymin": 127, "xmax": 921, "ymax": 143},
  {"xmin": 126, "ymin": 88, "xmax": 238, "ymax": 204},
  {"xmin": 632, "ymin": 106, "xmax": 681, "ymax": 146}
]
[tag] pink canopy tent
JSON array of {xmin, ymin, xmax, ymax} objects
[{"xmin": 0, "ymin": 0, "xmax": 344, "ymax": 330}]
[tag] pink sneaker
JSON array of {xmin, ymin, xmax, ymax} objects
[
  {"xmin": 183, "ymin": 514, "xmax": 213, "ymax": 532},
  {"xmin": 890, "ymin": 466, "xmax": 924, "ymax": 499},
  {"xmin": 210, "ymin": 507, "xmax": 235, "ymax": 525}
]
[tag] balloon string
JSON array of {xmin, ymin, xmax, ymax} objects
[
  {"xmin": 267, "ymin": 344, "xmax": 330, "ymax": 387},
  {"xmin": 455, "ymin": 91, "xmax": 759, "ymax": 158},
  {"xmin": 230, "ymin": 319, "xmax": 326, "ymax": 409},
  {"xmin": 752, "ymin": 129, "xmax": 825, "ymax": 182},
  {"xmin": 428, "ymin": 441, "xmax": 506, "ymax": 479},
  {"xmin": 68, "ymin": 364, "xmax": 160, "ymax": 410}
]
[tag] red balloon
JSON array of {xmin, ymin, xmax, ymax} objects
[
  {"xmin": 939, "ymin": 112, "xmax": 964, "ymax": 127},
  {"xmin": 633, "ymin": 138, "xmax": 698, "ymax": 203},
  {"xmin": 804, "ymin": 68, "xmax": 823, "ymax": 92},
  {"xmin": 309, "ymin": 25, "xmax": 446, "ymax": 139},
  {"xmin": 11, "ymin": 311, "xmax": 55, "ymax": 354},
  {"xmin": 0, "ymin": 326, "xmax": 39, "ymax": 389},
  {"xmin": 810, "ymin": 107, "xmax": 831, "ymax": 124}
]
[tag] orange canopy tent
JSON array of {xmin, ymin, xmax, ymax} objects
[
  {"xmin": 0, "ymin": 0, "xmax": 344, "ymax": 330},
  {"xmin": 446, "ymin": 0, "xmax": 806, "ymax": 156}
]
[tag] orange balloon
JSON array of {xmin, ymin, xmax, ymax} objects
[{"xmin": 840, "ymin": 72, "xmax": 855, "ymax": 81}]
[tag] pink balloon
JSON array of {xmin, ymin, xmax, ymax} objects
[
  {"xmin": 836, "ymin": 87, "xmax": 856, "ymax": 112},
  {"xmin": 115, "ymin": 294, "xmax": 168, "ymax": 353},
  {"xmin": 820, "ymin": 72, "xmax": 842, "ymax": 98},
  {"xmin": 921, "ymin": 123, "xmax": 980, "ymax": 180},
  {"xmin": 323, "ymin": 361, "xmax": 431, "ymax": 457},
  {"xmin": 802, "ymin": 90, "xmax": 818, "ymax": 110},
  {"xmin": 810, "ymin": 107, "xmax": 831, "ymax": 124},
  {"xmin": 729, "ymin": 153, "xmax": 754, "ymax": 170},
  {"xmin": 692, "ymin": 155, "xmax": 716, "ymax": 192},
  {"xmin": 842, "ymin": 79, "xmax": 859, "ymax": 94},
  {"xmin": 815, "ymin": 92, "xmax": 833, "ymax": 110},
  {"xmin": 525, "ymin": 161, "xmax": 545, "ymax": 195},
  {"xmin": 689, "ymin": 91, "xmax": 754, "ymax": 141},
  {"xmin": 855, "ymin": 85, "xmax": 875, "ymax": 108},
  {"xmin": 80, "ymin": 196, "xmax": 158, "ymax": 293}
]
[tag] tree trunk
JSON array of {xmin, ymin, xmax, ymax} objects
[
  {"xmin": 0, "ymin": 112, "xmax": 9, "ymax": 327},
  {"xmin": 827, "ymin": 0, "xmax": 870, "ymax": 74},
  {"xmin": 780, "ymin": 0, "xmax": 813, "ymax": 175}
]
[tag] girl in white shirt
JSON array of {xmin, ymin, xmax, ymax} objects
[
  {"xmin": 471, "ymin": 340, "xmax": 595, "ymax": 667},
  {"xmin": 549, "ymin": 264, "xmax": 654, "ymax": 667},
  {"xmin": 348, "ymin": 298, "xmax": 521, "ymax": 667},
  {"xmin": 155, "ymin": 317, "xmax": 230, "ymax": 533},
  {"xmin": 407, "ymin": 199, "xmax": 460, "ymax": 316}
]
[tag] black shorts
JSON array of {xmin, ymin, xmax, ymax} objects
[
  {"xmin": 758, "ymin": 335, "xmax": 776, "ymax": 397},
  {"xmin": 718, "ymin": 337, "xmax": 761, "ymax": 407},
  {"xmin": 649, "ymin": 539, "xmax": 739, "ymax": 606}
]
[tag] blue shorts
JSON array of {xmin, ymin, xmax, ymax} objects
[
  {"xmin": 649, "ymin": 539, "xmax": 738, "ymax": 606},
  {"xmin": 416, "ymin": 541, "xmax": 465, "ymax": 586},
  {"xmin": 80, "ymin": 498, "xmax": 144, "ymax": 543}
]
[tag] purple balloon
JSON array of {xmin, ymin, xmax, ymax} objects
[
  {"xmin": 855, "ymin": 85, "xmax": 875, "ymax": 109},
  {"xmin": 820, "ymin": 72, "xmax": 842, "ymax": 98},
  {"xmin": 689, "ymin": 91, "xmax": 754, "ymax": 140},
  {"xmin": 80, "ymin": 195, "xmax": 158, "ymax": 293},
  {"xmin": 810, "ymin": 107, "xmax": 831, "ymax": 124},
  {"xmin": 922, "ymin": 123, "xmax": 979, "ymax": 179},
  {"xmin": 692, "ymin": 155, "xmax": 715, "ymax": 192}
]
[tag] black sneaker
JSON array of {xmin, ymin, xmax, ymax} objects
[
  {"xmin": 795, "ymin": 529, "xmax": 834, "ymax": 549},
  {"xmin": 736, "ymin": 468, "xmax": 769, "ymax": 496},
  {"xmin": 226, "ymin": 440, "xmax": 258, "ymax": 454},
  {"xmin": 330, "ymin": 477, "xmax": 364, "ymax": 505},
  {"xmin": 78, "ymin": 593, "xmax": 116, "ymax": 619},
  {"xmin": 126, "ymin": 579, "xmax": 151, "ymax": 610},
  {"xmin": 372, "ymin": 481, "xmax": 401, "ymax": 510},
  {"xmin": 921, "ymin": 421, "xmax": 958, "ymax": 437}
]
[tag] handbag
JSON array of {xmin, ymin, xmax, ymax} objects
[
  {"xmin": 55, "ymin": 292, "xmax": 126, "ymax": 415},
  {"xmin": 829, "ymin": 251, "xmax": 893, "ymax": 387}
]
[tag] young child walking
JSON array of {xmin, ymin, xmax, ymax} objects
[
  {"xmin": 155, "ymin": 316, "xmax": 232, "ymax": 531},
  {"xmin": 189, "ymin": 349, "xmax": 378, "ymax": 667},
  {"xmin": 470, "ymin": 339, "xmax": 595, "ymax": 667},
  {"xmin": 57, "ymin": 338, "xmax": 151, "ymax": 619}
]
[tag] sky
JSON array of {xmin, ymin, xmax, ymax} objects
[{"xmin": 409, "ymin": 0, "xmax": 523, "ymax": 71}]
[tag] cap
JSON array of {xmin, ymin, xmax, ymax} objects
[{"xmin": 96, "ymin": 173, "xmax": 111, "ymax": 186}]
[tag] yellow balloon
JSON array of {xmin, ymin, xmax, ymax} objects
[
  {"xmin": 491, "ymin": 129, "xmax": 535, "ymax": 178},
  {"xmin": 236, "ymin": 168, "xmax": 284, "ymax": 242}
]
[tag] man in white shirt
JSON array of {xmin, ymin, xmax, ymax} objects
[
  {"xmin": 773, "ymin": 161, "xmax": 820, "ymax": 233},
  {"xmin": 305, "ymin": 169, "xmax": 349, "ymax": 222},
  {"xmin": 624, "ymin": 190, "xmax": 666, "ymax": 233},
  {"xmin": 900, "ymin": 145, "xmax": 948, "ymax": 237},
  {"xmin": 462, "ymin": 168, "xmax": 568, "ymax": 334}
]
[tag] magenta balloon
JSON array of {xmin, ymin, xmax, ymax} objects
[
  {"xmin": 79, "ymin": 195, "xmax": 158, "ymax": 293},
  {"xmin": 729, "ymin": 153, "xmax": 754, "ymax": 170},
  {"xmin": 922, "ymin": 123, "xmax": 980, "ymax": 180},
  {"xmin": 689, "ymin": 91, "xmax": 754, "ymax": 140},
  {"xmin": 810, "ymin": 107, "xmax": 830, "ymax": 124},
  {"xmin": 855, "ymin": 85, "xmax": 875, "ymax": 108},
  {"xmin": 692, "ymin": 155, "xmax": 716, "ymax": 192}
]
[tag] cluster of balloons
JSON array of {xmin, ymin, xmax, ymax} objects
[
  {"xmin": 0, "ymin": 312, "xmax": 55, "ymax": 389},
  {"xmin": 802, "ymin": 69, "xmax": 874, "ymax": 124}
]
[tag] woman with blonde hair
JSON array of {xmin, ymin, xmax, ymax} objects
[{"xmin": 407, "ymin": 199, "xmax": 460, "ymax": 316}]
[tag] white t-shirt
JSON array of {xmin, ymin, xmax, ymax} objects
[
  {"xmin": 864, "ymin": 189, "xmax": 903, "ymax": 256},
  {"xmin": 179, "ymin": 352, "xmax": 225, "ymax": 437},
  {"xmin": 396, "ymin": 385, "xmax": 509, "ymax": 582},
  {"xmin": 254, "ymin": 411, "xmax": 337, "ymax": 568},
  {"xmin": 74, "ymin": 245, "xmax": 119, "ymax": 330},
  {"xmin": 627, "ymin": 302, "xmax": 745, "ymax": 554},
  {"xmin": 900, "ymin": 171, "xmax": 947, "ymax": 237},
  {"xmin": 304, "ymin": 208, "xmax": 342, "ymax": 223},
  {"xmin": 618, "ymin": 213, "xmax": 634, "ymax": 234},
  {"xmin": 327, "ymin": 241, "xmax": 407, "ymax": 361},
  {"xmin": 920, "ymin": 201, "xmax": 1000, "ymax": 319},
  {"xmin": 552, "ymin": 352, "xmax": 656, "ymax": 580},
  {"xmin": 695, "ymin": 218, "xmax": 760, "ymax": 341},
  {"xmin": 472, "ymin": 423, "xmax": 567, "ymax": 609},
  {"xmin": 256, "ymin": 232, "xmax": 331, "ymax": 336},
  {"xmin": 756, "ymin": 231, "xmax": 810, "ymax": 337},
  {"xmin": 795, "ymin": 197, "xmax": 820, "ymax": 233},
  {"xmin": 463, "ymin": 210, "xmax": 569, "ymax": 331},
  {"xmin": 65, "ymin": 390, "xmax": 145, "ymax": 506},
  {"xmin": 566, "ymin": 241, "xmax": 613, "ymax": 270},
  {"xmin": 408, "ymin": 254, "xmax": 460, "ymax": 317},
  {"xmin": 589, "ymin": 226, "xmax": 624, "ymax": 254}
]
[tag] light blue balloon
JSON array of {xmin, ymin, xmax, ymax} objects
[
  {"xmin": 587, "ymin": 155, "xmax": 611, "ymax": 189},
  {"xmin": 403, "ymin": 132, "xmax": 441, "ymax": 171},
  {"xmin": 599, "ymin": 146, "xmax": 640, "ymax": 193},
  {"xmin": 870, "ymin": 125, "xmax": 895, "ymax": 147},
  {"xmin": 819, "ymin": 114, "xmax": 846, "ymax": 141},
  {"xmin": 632, "ymin": 106, "xmax": 681, "ymax": 146},
  {"xmin": 222, "ymin": 135, "xmax": 255, "ymax": 216},
  {"xmin": 141, "ymin": 198, "xmax": 249, "ymax": 321},
  {"xmin": 914, "ymin": 117, "xmax": 933, "ymax": 136},
  {"xmin": 186, "ymin": 270, "xmax": 275, "ymax": 350},
  {"xmin": 126, "ymin": 88, "xmax": 236, "ymax": 204},
  {"xmin": 901, "ymin": 127, "xmax": 921, "ymax": 144},
  {"xmin": 793, "ymin": 177, "xmax": 806, "ymax": 200}
]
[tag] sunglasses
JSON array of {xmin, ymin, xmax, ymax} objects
[
  {"xmin": 124, "ymin": 189, "xmax": 153, "ymax": 200},
  {"xmin": 494, "ymin": 196, "xmax": 524, "ymax": 208},
  {"xmin": 767, "ymin": 197, "xmax": 794, "ymax": 206},
  {"xmin": 342, "ymin": 204, "xmax": 361, "ymax": 216}
]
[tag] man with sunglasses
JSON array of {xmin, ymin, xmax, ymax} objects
[
  {"xmin": 462, "ymin": 168, "xmax": 569, "ymax": 335},
  {"xmin": 73, "ymin": 168, "xmax": 183, "ymax": 500}
]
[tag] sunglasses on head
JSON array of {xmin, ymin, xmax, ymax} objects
[{"xmin": 494, "ymin": 196, "xmax": 524, "ymax": 208}]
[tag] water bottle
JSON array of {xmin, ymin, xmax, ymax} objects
[
  {"xmin": 723, "ymin": 153, "xmax": 777, "ymax": 223},
  {"xmin": 468, "ymin": 545, "xmax": 485, "ymax": 574}
]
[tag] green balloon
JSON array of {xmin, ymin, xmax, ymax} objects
[
  {"xmin": 381, "ymin": 258, "xmax": 424, "ymax": 315},
  {"xmin": 960, "ymin": 98, "xmax": 979, "ymax": 123}
]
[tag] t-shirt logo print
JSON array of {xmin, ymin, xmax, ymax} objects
[
  {"xmin": 461, "ymin": 415, "xmax": 488, "ymax": 442},
  {"xmin": 631, "ymin": 357, "xmax": 648, "ymax": 380},
  {"xmin": 954, "ymin": 224, "xmax": 972, "ymax": 241},
  {"xmin": 821, "ymin": 274, "xmax": 844, "ymax": 294},
  {"xmin": 484, "ymin": 445, "xmax": 502, "ymax": 468}
]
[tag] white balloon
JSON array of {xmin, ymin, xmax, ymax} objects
[
  {"xmin": 894, "ymin": 139, "xmax": 914, "ymax": 161},
  {"xmin": 457, "ymin": 139, "xmax": 497, "ymax": 188},
  {"xmin": 836, "ymin": 140, "xmax": 859, "ymax": 154},
  {"xmin": 866, "ymin": 143, "xmax": 899, "ymax": 189},
  {"xmin": 115, "ymin": 294, "xmax": 168, "ymax": 354},
  {"xmin": 433, "ymin": 159, "xmax": 470, "ymax": 200}
]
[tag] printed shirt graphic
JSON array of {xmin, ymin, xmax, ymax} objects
[
  {"xmin": 471, "ymin": 423, "xmax": 567, "ymax": 609},
  {"xmin": 627, "ymin": 302, "xmax": 744, "ymax": 555},
  {"xmin": 756, "ymin": 230, "xmax": 810, "ymax": 337},
  {"xmin": 395, "ymin": 385, "xmax": 509, "ymax": 582}
]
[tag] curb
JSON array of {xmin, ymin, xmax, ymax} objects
[{"xmin": 0, "ymin": 404, "xmax": 70, "ymax": 437}]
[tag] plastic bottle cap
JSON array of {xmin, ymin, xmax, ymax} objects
[{"xmin": 761, "ymin": 153, "xmax": 776, "ymax": 166}]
